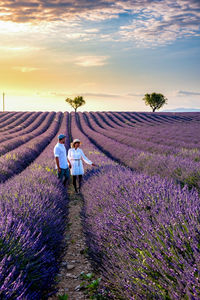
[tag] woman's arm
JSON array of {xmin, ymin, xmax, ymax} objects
[{"xmin": 80, "ymin": 149, "xmax": 93, "ymax": 165}]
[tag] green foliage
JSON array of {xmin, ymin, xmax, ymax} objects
[
  {"xmin": 80, "ymin": 247, "xmax": 89, "ymax": 255},
  {"xmin": 58, "ymin": 294, "xmax": 69, "ymax": 300},
  {"xmin": 143, "ymin": 93, "xmax": 167, "ymax": 112},
  {"xmin": 65, "ymin": 95, "xmax": 86, "ymax": 112},
  {"xmin": 79, "ymin": 272, "xmax": 107, "ymax": 299}
]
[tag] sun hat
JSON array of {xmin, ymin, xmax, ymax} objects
[
  {"xmin": 71, "ymin": 138, "xmax": 81, "ymax": 148},
  {"xmin": 73, "ymin": 138, "xmax": 81, "ymax": 144},
  {"xmin": 58, "ymin": 134, "xmax": 66, "ymax": 140}
]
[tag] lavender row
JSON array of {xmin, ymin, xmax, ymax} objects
[
  {"xmin": 82, "ymin": 167, "xmax": 200, "ymax": 299},
  {"xmin": 97, "ymin": 112, "xmax": 155, "ymax": 127},
  {"xmin": 85, "ymin": 111, "xmax": 200, "ymax": 159},
  {"xmin": 0, "ymin": 112, "xmax": 61, "ymax": 183},
  {"xmin": 0, "ymin": 112, "xmax": 47, "ymax": 141},
  {"xmin": 127, "ymin": 111, "xmax": 196, "ymax": 123},
  {"xmin": 0, "ymin": 112, "xmax": 26, "ymax": 130},
  {"xmin": 0, "ymin": 112, "xmax": 42, "ymax": 136},
  {"xmin": 0, "ymin": 111, "xmax": 10, "ymax": 120},
  {"xmin": 94, "ymin": 112, "xmax": 200, "ymax": 150},
  {"xmin": 101, "ymin": 112, "xmax": 200, "ymax": 143},
  {"xmin": 70, "ymin": 112, "xmax": 200, "ymax": 299},
  {"xmin": 78, "ymin": 113, "xmax": 200, "ymax": 190},
  {"xmin": 0, "ymin": 112, "xmax": 50, "ymax": 155},
  {"xmin": 0, "ymin": 112, "xmax": 18, "ymax": 125},
  {"xmin": 95, "ymin": 112, "xmax": 126, "ymax": 128},
  {"xmin": 109, "ymin": 111, "xmax": 150, "ymax": 126},
  {"xmin": 70, "ymin": 112, "xmax": 115, "ymax": 168},
  {"xmin": 119, "ymin": 111, "xmax": 163, "ymax": 125},
  {"xmin": 111, "ymin": 115, "xmax": 200, "ymax": 148},
  {"xmin": 0, "ymin": 112, "xmax": 33, "ymax": 133},
  {"xmin": 2, "ymin": 112, "xmax": 47, "ymax": 138},
  {"xmin": 99, "ymin": 111, "xmax": 186, "ymax": 128},
  {"xmin": 95, "ymin": 112, "xmax": 128, "ymax": 129},
  {"xmin": 0, "ymin": 113, "xmax": 69, "ymax": 299},
  {"xmin": 86, "ymin": 113, "xmax": 200, "ymax": 161},
  {"xmin": 123, "ymin": 120, "xmax": 200, "ymax": 147}
]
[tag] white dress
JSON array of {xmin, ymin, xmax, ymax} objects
[{"xmin": 68, "ymin": 148, "xmax": 92, "ymax": 175}]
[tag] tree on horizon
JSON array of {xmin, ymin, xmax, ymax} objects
[
  {"xmin": 65, "ymin": 95, "xmax": 86, "ymax": 112},
  {"xmin": 143, "ymin": 93, "xmax": 167, "ymax": 112}
]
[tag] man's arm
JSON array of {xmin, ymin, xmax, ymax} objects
[
  {"xmin": 68, "ymin": 159, "xmax": 71, "ymax": 169},
  {"xmin": 55, "ymin": 157, "xmax": 61, "ymax": 173}
]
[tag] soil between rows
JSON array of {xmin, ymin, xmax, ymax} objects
[{"xmin": 49, "ymin": 183, "xmax": 93, "ymax": 300}]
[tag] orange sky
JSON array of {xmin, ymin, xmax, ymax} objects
[{"xmin": 0, "ymin": 1, "xmax": 200, "ymax": 111}]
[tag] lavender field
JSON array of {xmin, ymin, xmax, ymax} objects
[{"xmin": 0, "ymin": 111, "xmax": 200, "ymax": 299}]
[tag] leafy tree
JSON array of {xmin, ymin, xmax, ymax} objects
[
  {"xmin": 143, "ymin": 93, "xmax": 167, "ymax": 112},
  {"xmin": 65, "ymin": 95, "xmax": 86, "ymax": 112}
]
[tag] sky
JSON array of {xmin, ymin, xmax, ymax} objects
[{"xmin": 0, "ymin": 0, "xmax": 200, "ymax": 112}]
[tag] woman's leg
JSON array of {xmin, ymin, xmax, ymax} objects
[
  {"xmin": 73, "ymin": 175, "xmax": 78, "ymax": 192},
  {"xmin": 78, "ymin": 175, "xmax": 82, "ymax": 191}
]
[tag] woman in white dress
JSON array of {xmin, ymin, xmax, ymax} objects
[{"xmin": 68, "ymin": 139, "xmax": 96, "ymax": 193}]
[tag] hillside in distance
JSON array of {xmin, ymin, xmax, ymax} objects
[{"xmin": 163, "ymin": 107, "xmax": 200, "ymax": 112}]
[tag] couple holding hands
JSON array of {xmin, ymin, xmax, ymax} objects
[{"xmin": 54, "ymin": 134, "xmax": 96, "ymax": 193}]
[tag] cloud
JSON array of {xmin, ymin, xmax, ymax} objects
[
  {"xmin": 0, "ymin": 1, "xmax": 199, "ymax": 47},
  {"xmin": 48, "ymin": 91, "xmax": 143, "ymax": 99},
  {"xmin": 0, "ymin": 0, "xmax": 122, "ymax": 23},
  {"xmin": 12, "ymin": 66, "xmax": 41, "ymax": 72},
  {"xmin": 127, "ymin": 92, "xmax": 144, "ymax": 97},
  {"xmin": 0, "ymin": 45, "xmax": 42, "ymax": 52},
  {"xmin": 74, "ymin": 56, "xmax": 109, "ymax": 67},
  {"xmin": 119, "ymin": 0, "xmax": 200, "ymax": 46},
  {"xmin": 79, "ymin": 92, "xmax": 122, "ymax": 98},
  {"xmin": 177, "ymin": 90, "xmax": 200, "ymax": 96}
]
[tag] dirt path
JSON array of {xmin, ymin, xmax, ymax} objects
[{"xmin": 49, "ymin": 184, "xmax": 92, "ymax": 300}]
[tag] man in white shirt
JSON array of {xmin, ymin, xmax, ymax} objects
[{"xmin": 54, "ymin": 134, "xmax": 71, "ymax": 186}]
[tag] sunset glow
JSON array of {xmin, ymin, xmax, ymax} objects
[{"xmin": 0, "ymin": 0, "xmax": 199, "ymax": 111}]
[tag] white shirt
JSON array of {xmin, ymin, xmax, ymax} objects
[
  {"xmin": 68, "ymin": 148, "xmax": 92, "ymax": 175},
  {"xmin": 54, "ymin": 143, "xmax": 69, "ymax": 169}
]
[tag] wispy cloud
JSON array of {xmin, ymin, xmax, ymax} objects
[
  {"xmin": 80, "ymin": 92, "xmax": 122, "ymax": 98},
  {"xmin": 127, "ymin": 92, "xmax": 144, "ymax": 97},
  {"xmin": 12, "ymin": 66, "xmax": 41, "ymax": 72},
  {"xmin": 0, "ymin": 45, "xmax": 42, "ymax": 52},
  {"xmin": 47, "ymin": 91, "xmax": 143, "ymax": 99},
  {"xmin": 177, "ymin": 90, "xmax": 200, "ymax": 96},
  {"xmin": 74, "ymin": 56, "xmax": 109, "ymax": 67}
]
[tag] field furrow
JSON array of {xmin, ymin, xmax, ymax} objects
[
  {"xmin": 0, "ymin": 112, "xmax": 62, "ymax": 183},
  {"xmin": 92, "ymin": 112, "xmax": 200, "ymax": 150},
  {"xmin": 0, "ymin": 111, "xmax": 200, "ymax": 299},
  {"xmin": 0, "ymin": 112, "xmax": 18, "ymax": 124},
  {"xmin": 0, "ymin": 112, "xmax": 46, "ymax": 142},
  {"xmin": 78, "ymin": 112, "xmax": 200, "ymax": 190},
  {"xmin": 0, "ymin": 112, "xmax": 27, "ymax": 130},
  {"xmin": 0, "ymin": 113, "xmax": 70, "ymax": 299},
  {"xmin": 0, "ymin": 112, "xmax": 34, "ymax": 132},
  {"xmin": 0, "ymin": 112, "xmax": 53, "ymax": 156},
  {"xmin": 70, "ymin": 111, "xmax": 200, "ymax": 300},
  {"xmin": 1, "ymin": 111, "xmax": 42, "ymax": 135},
  {"xmin": 86, "ymin": 113, "xmax": 200, "ymax": 160}
]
